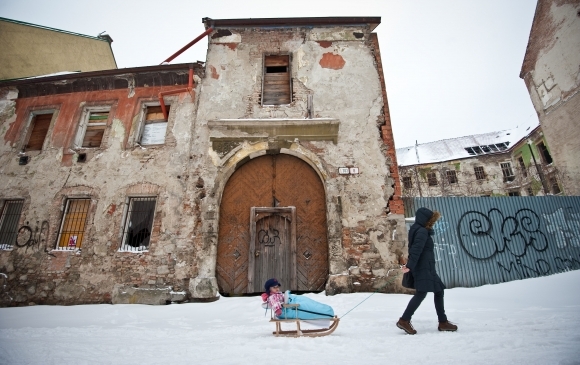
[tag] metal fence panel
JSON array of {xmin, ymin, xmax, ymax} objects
[{"xmin": 403, "ymin": 196, "xmax": 580, "ymax": 288}]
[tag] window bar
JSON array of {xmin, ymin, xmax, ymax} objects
[{"xmin": 0, "ymin": 200, "xmax": 24, "ymax": 250}]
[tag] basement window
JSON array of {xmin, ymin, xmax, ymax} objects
[
  {"xmin": 24, "ymin": 112, "xmax": 53, "ymax": 151},
  {"xmin": 427, "ymin": 171, "xmax": 438, "ymax": 186},
  {"xmin": 0, "ymin": 200, "xmax": 24, "ymax": 250},
  {"xmin": 56, "ymin": 198, "xmax": 91, "ymax": 250},
  {"xmin": 120, "ymin": 197, "xmax": 156, "ymax": 252},
  {"xmin": 262, "ymin": 55, "xmax": 292, "ymax": 105},
  {"xmin": 500, "ymin": 162, "xmax": 515, "ymax": 182},
  {"xmin": 138, "ymin": 105, "xmax": 170, "ymax": 146},
  {"xmin": 74, "ymin": 108, "xmax": 110, "ymax": 148},
  {"xmin": 474, "ymin": 166, "xmax": 486, "ymax": 180}
]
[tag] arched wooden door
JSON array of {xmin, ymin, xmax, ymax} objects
[{"xmin": 216, "ymin": 154, "xmax": 328, "ymax": 295}]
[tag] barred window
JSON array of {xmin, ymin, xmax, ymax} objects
[
  {"xmin": 56, "ymin": 199, "xmax": 91, "ymax": 250},
  {"xmin": 427, "ymin": 171, "xmax": 438, "ymax": 186},
  {"xmin": 500, "ymin": 162, "xmax": 515, "ymax": 182},
  {"xmin": 0, "ymin": 200, "xmax": 24, "ymax": 250},
  {"xmin": 120, "ymin": 197, "xmax": 156, "ymax": 252},
  {"xmin": 446, "ymin": 170, "xmax": 458, "ymax": 184},
  {"xmin": 474, "ymin": 166, "xmax": 486, "ymax": 180},
  {"xmin": 402, "ymin": 176, "xmax": 413, "ymax": 189}
]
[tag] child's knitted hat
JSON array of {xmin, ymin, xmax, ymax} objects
[{"xmin": 264, "ymin": 278, "xmax": 281, "ymax": 294}]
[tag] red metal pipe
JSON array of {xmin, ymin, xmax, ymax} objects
[
  {"xmin": 158, "ymin": 66, "xmax": 195, "ymax": 119},
  {"xmin": 161, "ymin": 27, "xmax": 214, "ymax": 64}
]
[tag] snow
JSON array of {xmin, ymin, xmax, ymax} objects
[
  {"xmin": 1, "ymin": 270, "xmax": 579, "ymax": 365},
  {"xmin": 396, "ymin": 119, "xmax": 540, "ymax": 166}
]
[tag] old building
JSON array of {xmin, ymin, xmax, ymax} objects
[
  {"xmin": 0, "ymin": 17, "xmax": 405, "ymax": 306},
  {"xmin": 396, "ymin": 121, "xmax": 565, "ymax": 198},
  {"xmin": 0, "ymin": 17, "xmax": 117, "ymax": 80},
  {"xmin": 519, "ymin": 0, "xmax": 580, "ymax": 195}
]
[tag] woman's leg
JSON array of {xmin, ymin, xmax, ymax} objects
[
  {"xmin": 401, "ymin": 291, "xmax": 427, "ymax": 321},
  {"xmin": 434, "ymin": 290, "xmax": 447, "ymax": 322}
]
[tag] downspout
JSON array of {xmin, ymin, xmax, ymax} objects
[{"xmin": 158, "ymin": 27, "xmax": 214, "ymax": 120}]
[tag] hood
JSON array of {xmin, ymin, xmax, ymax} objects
[{"xmin": 415, "ymin": 207, "xmax": 434, "ymax": 227}]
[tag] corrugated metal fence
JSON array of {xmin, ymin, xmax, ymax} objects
[{"xmin": 403, "ymin": 197, "xmax": 580, "ymax": 288}]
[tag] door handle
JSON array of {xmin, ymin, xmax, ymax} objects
[{"xmin": 255, "ymin": 250, "xmax": 260, "ymax": 257}]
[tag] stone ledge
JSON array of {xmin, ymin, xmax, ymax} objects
[{"xmin": 208, "ymin": 118, "xmax": 339, "ymax": 144}]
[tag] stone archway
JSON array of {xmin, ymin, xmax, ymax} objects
[{"xmin": 216, "ymin": 153, "xmax": 328, "ymax": 295}]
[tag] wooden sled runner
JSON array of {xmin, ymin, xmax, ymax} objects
[{"xmin": 269, "ymin": 303, "xmax": 340, "ymax": 338}]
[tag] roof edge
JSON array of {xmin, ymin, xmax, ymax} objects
[
  {"xmin": 202, "ymin": 16, "xmax": 381, "ymax": 31},
  {"xmin": 0, "ymin": 17, "xmax": 112, "ymax": 43}
]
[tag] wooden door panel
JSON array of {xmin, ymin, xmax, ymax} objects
[{"xmin": 217, "ymin": 154, "xmax": 328, "ymax": 294}]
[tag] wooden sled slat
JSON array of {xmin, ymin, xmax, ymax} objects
[{"xmin": 270, "ymin": 316, "xmax": 340, "ymax": 337}]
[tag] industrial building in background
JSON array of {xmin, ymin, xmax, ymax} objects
[{"xmin": 0, "ymin": 17, "xmax": 116, "ymax": 81}]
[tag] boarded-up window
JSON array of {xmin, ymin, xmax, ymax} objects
[
  {"xmin": 0, "ymin": 200, "xmax": 24, "ymax": 250},
  {"xmin": 56, "ymin": 199, "xmax": 90, "ymax": 250},
  {"xmin": 262, "ymin": 55, "xmax": 291, "ymax": 105},
  {"xmin": 77, "ymin": 110, "xmax": 109, "ymax": 148},
  {"xmin": 120, "ymin": 197, "xmax": 156, "ymax": 252},
  {"xmin": 140, "ymin": 106, "xmax": 169, "ymax": 145},
  {"xmin": 26, "ymin": 113, "xmax": 53, "ymax": 151}
]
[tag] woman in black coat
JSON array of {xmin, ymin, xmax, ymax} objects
[{"xmin": 396, "ymin": 207, "xmax": 458, "ymax": 334}]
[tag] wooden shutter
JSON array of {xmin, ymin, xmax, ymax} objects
[
  {"xmin": 26, "ymin": 114, "xmax": 52, "ymax": 151},
  {"xmin": 263, "ymin": 55, "xmax": 291, "ymax": 105}
]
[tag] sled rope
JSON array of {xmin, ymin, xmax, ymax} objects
[{"xmin": 340, "ymin": 268, "xmax": 402, "ymax": 319}]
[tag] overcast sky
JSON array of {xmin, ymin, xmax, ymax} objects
[{"xmin": 1, "ymin": 0, "xmax": 539, "ymax": 148}]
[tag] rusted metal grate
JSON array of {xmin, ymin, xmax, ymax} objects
[
  {"xmin": 56, "ymin": 199, "xmax": 90, "ymax": 250},
  {"xmin": 0, "ymin": 200, "xmax": 24, "ymax": 250},
  {"xmin": 120, "ymin": 197, "xmax": 156, "ymax": 252}
]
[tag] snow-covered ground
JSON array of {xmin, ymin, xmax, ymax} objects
[{"xmin": 1, "ymin": 271, "xmax": 579, "ymax": 365}]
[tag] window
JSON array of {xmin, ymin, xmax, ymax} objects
[
  {"xmin": 120, "ymin": 197, "xmax": 157, "ymax": 251},
  {"xmin": 427, "ymin": 171, "xmax": 438, "ymax": 186},
  {"xmin": 527, "ymin": 187, "xmax": 534, "ymax": 196},
  {"xmin": 446, "ymin": 170, "xmax": 458, "ymax": 184},
  {"xmin": 474, "ymin": 166, "xmax": 486, "ymax": 180},
  {"xmin": 74, "ymin": 108, "xmax": 110, "ymax": 148},
  {"xmin": 402, "ymin": 176, "xmax": 413, "ymax": 189},
  {"xmin": 56, "ymin": 199, "xmax": 90, "ymax": 250},
  {"xmin": 262, "ymin": 55, "xmax": 291, "ymax": 105},
  {"xmin": 0, "ymin": 200, "xmax": 24, "ymax": 250},
  {"xmin": 518, "ymin": 156, "xmax": 527, "ymax": 178},
  {"xmin": 537, "ymin": 141, "xmax": 553, "ymax": 165},
  {"xmin": 550, "ymin": 177, "xmax": 561, "ymax": 195},
  {"xmin": 25, "ymin": 112, "xmax": 53, "ymax": 151},
  {"xmin": 465, "ymin": 142, "xmax": 510, "ymax": 156},
  {"xmin": 138, "ymin": 105, "xmax": 170, "ymax": 146},
  {"xmin": 500, "ymin": 162, "xmax": 515, "ymax": 182},
  {"xmin": 508, "ymin": 191, "xmax": 520, "ymax": 196}
]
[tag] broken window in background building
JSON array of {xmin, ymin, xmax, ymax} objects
[
  {"xmin": 56, "ymin": 198, "xmax": 90, "ymax": 250},
  {"xmin": 262, "ymin": 55, "xmax": 291, "ymax": 105},
  {"xmin": 550, "ymin": 176, "xmax": 561, "ymax": 195},
  {"xmin": 508, "ymin": 191, "xmax": 521, "ymax": 196},
  {"xmin": 25, "ymin": 113, "xmax": 53, "ymax": 151},
  {"xmin": 465, "ymin": 142, "xmax": 510, "ymax": 156},
  {"xmin": 402, "ymin": 176, "xmax": 413, "ymax": 189},
  {"xmin": 500, "ymin": 162, "xmax": 515, "ymax": 182},
  {"xmin": 139, "ymin": 105, "xmax": 170, "ymax": 146},
  {"xmin": 474, "ymin": 166, "xmax": 486, "ymax": 180},
  {"xmin": 74, "ymin": 108, "xmax": 110, "ymax": 148},
  {"xmin": 518, "ymin": 156, "xmax": 528, "ymax": 177},
  {"xmin": 0, "ymin": 200, "xmax": 24, "ymax": 250},
  {"xmin": 527, "ymin": 187, "xmax": 534, "ymax": 196},
  {"xmin": 427, "ymin": 171, "xmax": 438, "ymax": 186},
  {"xmin": 537, "ymin": 141, "xmax": 553, "ymax": 165},
  {"xmin": 446, "ymin": 170, "xmax": 458, "ymax": 184},
  {"xmin": 120, "ymin": 197, "xmax": 156, "ymax": 252}
]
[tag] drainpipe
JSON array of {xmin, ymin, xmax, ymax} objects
[
  {"xmin": 527, "ymin": 139, "xmax": 550, "ymax": 194},
  {"xmin": 160, "ymin": 28, "xmax": 214, "ymax": 64}
]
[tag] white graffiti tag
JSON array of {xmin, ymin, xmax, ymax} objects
[{"xmin": 542, "ymin": 208, "xmax": 580, "ymax": 248}]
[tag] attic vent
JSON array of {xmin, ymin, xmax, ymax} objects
[{"xmin": 465, "ymin": 142, "xmax": 510, "ymax": 156}]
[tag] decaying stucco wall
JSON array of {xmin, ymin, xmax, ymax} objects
[
  {"xmin": 192, "ymin": 22, "xmax": 406, "ymax": 296},
  {"xmin": 520, "ymin": 0, "xmax": 580, "ymax": 195}
]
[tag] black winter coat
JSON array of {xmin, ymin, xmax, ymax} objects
[{"xmin": 406, "ymin": 207, "xmax": 446, "ymax": 293}]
